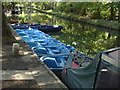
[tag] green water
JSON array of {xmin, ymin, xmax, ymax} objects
[{"xmin": 9, "ymin": 12, "xmax": 119, "ymax": 57}]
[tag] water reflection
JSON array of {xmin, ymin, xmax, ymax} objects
[{"xmin": 9, "ymin": 12, "xmax": 119, "ymax": 57}]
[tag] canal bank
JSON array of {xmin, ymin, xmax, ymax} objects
[
  {"xmin": 2, "ymin": 27, "xmax": 67, "ymax": 89},
  {"xmin": 33, "ymin": 8, "xmax": 119, "ymax": 30}
]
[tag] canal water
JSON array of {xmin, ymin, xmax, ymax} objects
[
  {"xmin": 8, "ymin": 10, "xmax": 119, "ymax": 88},
  {"xmin": 8, "ymin": 11, "xmax": 119, "ymax": 57}
]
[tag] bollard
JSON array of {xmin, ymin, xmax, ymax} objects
[
  {"xmin": 12, "ymin": 43, "xmax": 20, "ymax": 56},
  {"xmin": 19, "ymin": 47, "xmax": 24, "ymax": 55}
]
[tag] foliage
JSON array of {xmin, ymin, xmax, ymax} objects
[
  {"xmin": 3, "ymin": 2, "xmax": 120, "ymax": 20},
  {"xmin": 53, "ymin": 2, "xmax": 120, "ymax": 20},
  {"xmin": 45, "ymin": 10, "xmax": 119, "ymax": 30}
]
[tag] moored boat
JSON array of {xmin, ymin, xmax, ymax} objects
[
  {"xmin": 9, "ymin": 20, "xmax": 63, "ymax": 32},
  {"xmin": 13, "ymin": 22, "xmax": 120, "ymax": 89},
  {"xmin": 37, "ymin": 25, "xmax": 63, "ymax": 32},
  {"xmin": 14, "ymin": 28, "xmax": 75, "ymax": 71},
  {"xmin": 62, "ymin": 47, "xmax": 120, "ymax": 88}
]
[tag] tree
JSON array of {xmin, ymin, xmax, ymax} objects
[{"xmin": 2, "ymin": 8, "xmax": 16, "ymax": 44}]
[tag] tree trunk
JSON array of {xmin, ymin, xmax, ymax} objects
[
  {"xmin": 97, "ymin": 8, "xmax": 101, "ymax": 19},
  {"xmin": 109, "ymin": 3, "xmax": 114, "ymax": 20},
  {"xmin": 82, "ymin": 8, "xmax": 86, "ymax": 16},
  {"xmin": 11, "ymin": 2, "xmax": 16, "ymax": 19},
  {"xmin": 118, "ymin": 3, "xmax": 120, "ymax": 22},
  {"xmin": 2, "ymin": 9, "xmax": 16, "ymax": 44}
]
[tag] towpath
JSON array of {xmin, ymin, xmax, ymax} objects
[{"xmin": 2, "ymin": 28, "xmax": 67, "ymax": 89}]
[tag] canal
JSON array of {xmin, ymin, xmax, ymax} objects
[
  {"xmin": 7, "ymin": 10, "xmax": 120, "ymax": 89},
  {"xmin": 8, "ymin": 11, "xmax": 119, "ymax": 57}
]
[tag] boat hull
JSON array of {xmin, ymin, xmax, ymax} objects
[{"xmin": 37, "ymin": 26, "xmax": 63, "ymax": 32}]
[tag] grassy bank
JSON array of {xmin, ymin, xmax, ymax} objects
[{"xmin": 34, "ymin": 9, "xmax": 119, "ymax": 30}]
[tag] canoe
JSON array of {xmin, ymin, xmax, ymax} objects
[
  {"xmin": 8, "ymin": 20, "xmax": 18, "ymax": 24},
  {"xmin": 28, "ymin": 24, "xmax": 63, "ymax": 32},
  {"xmin": 9, "ymin": 21, "xmax": 63, "ymax": 32},
  {"xmin": 37, "ymin": 25, "xmax": 63, "ymax": 32},
  {"xmin": 9, "ymin": 23, "xmax": 29, "ymax": 29}
]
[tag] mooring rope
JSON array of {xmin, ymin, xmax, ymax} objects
[{"xmin": 35, "ymin": 53, "xmax": 72, "ymax": 56}]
